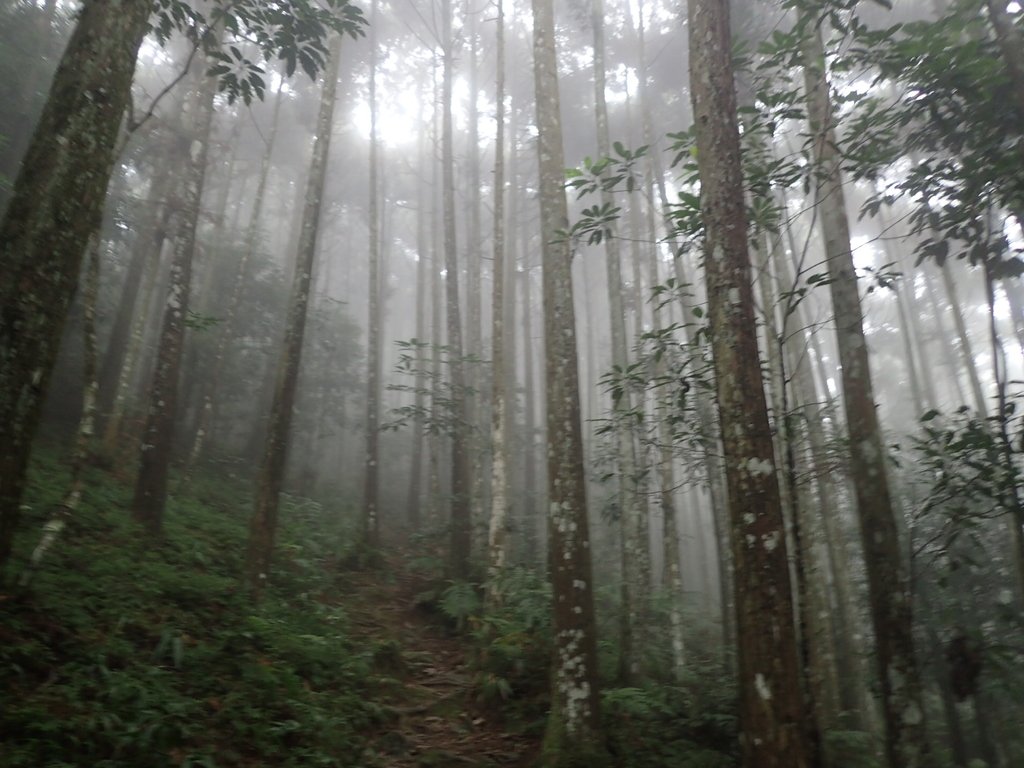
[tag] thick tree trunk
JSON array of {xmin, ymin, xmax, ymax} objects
[
  {"xmin": 131, "ymin": 70, "xmax": 217, "ymax": 534},
  {"xmin": 802, "ymin": 25, "xmax": 932, "ymax": 768},
  {"xmin": 531, "ymin": 0, "xmax": 606, "ymax": 763},
  {"xmin": 246, "ymin": 38, "xmax": 343, "ymax": 592},
  {"xmin": 0, "ymin": 0, "xmax": 152, "ymax": 575},
  {"xmin": 688, "ymin": 0, "xmax": 811, "ymax": 764}
]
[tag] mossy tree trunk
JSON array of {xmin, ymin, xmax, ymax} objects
[
  {"xmin": 0, "ymin": 0, "xmax": 152, "ymax": 575},
  {"xmin": 688, "ymin": 0, "xmax": 812, "ymax": 764},
  {"xmin": 531, "ymin": 0, "xmax": 607, "ymax": 763}
]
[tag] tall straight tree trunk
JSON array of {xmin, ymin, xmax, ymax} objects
[
  {"xmin": 0, "ymin": 0, "xmax": 152, "ymax": 574},
  {"xmin": 631, "ymin": 0, "xmax": 734, "ymax": 653},
  {"xmin": 486, "ymin": 0, "xmax": 510, "ymax": 600},
  {"xmin": 246, "ymin": 37, "xmax": 343, "ymax": 592},
  {"xmin": 688, "ymin": 0, "xmax": 811, "ymax": 764},
  {"xmin": 131, "ymin": 67, "xmax": 218, "ymax": 534},
  {"xmin": 406, "ymin": 99, "xmax": 431, "ymax": 531},
  {"xmin": 801, "ymin": 25, "xmax": 931, "ymax": 768},
  {"xmin": 442, "ymin": 0, "xmax": 472, "ymax": 579},
  {"xmin": 774, "ymin": 240, "xmax": 873, "ymax": 734},
  {"xmin": 756, "ymin": 226, "xmax": 838, "ymax": 746},
  {"xmin": 187, "ymin": 79, "xmax": 285, "ymax": 471},
  {"xmin": 464, "ymin": 0, "xmax": 483, "ymax": 410},
  {"xmin": 362, "ymin": 0, "xmax": 383, "ymax": 550},
  {"xmin": 98, "ymin": 159, "xmax": 178, "ymax": 423},
  {"xmin": 102, "ymin": 225, "xmax": 169, "ymax": 455},
  {"xmin": 520, "ymin": 245, "xmax": 541, "ymax": 566},
  {"xmin": 939, "ymin": 262, "xmax": 988, "ymax": 416},
  {"xmin": 920, "ymin": 265, "xmax": 970, "ymax": 406},
  {"xmin": 531, "ymin": 0, "xmax": 607, "ymax": 763},
  {"xmin": 647, "ymin": 211, "xmax": 687, "ymax": 681},
  {"xmin": 592, "ymin": 0, "xmax": 647, "ymax": 683}
]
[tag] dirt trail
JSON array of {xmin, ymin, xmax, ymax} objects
[{"xmin": 346, "ymin": 556, "xmax": 541, "ymax": 768}]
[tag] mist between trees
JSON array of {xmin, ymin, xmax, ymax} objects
[{"xmin": 1, "ymin": 0, "xmax": 1023, "ymax": 766}]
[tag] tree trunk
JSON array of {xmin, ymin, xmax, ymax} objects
[
  {"xmin": 592, "ymin": 0, "xmax": 648, "ymax": 683},
  {"xmin": 940, "ymin": 262, "xmax": 988, "ymax": 416},
  {"xmin": 520, "ymin": 245, "xmax": 541, "ymax": 567},
  {"xmin": 246, "ymin": 37, "xmax": 343, "ymax": 593},
  {"xmin": 0, "ymin": 0, "xmax": 152, "ymax": 575},
  {"xmin": 131, "ymin": 68, "xmax": 218, "ymax": 534},
  {"xmin": 688, "ymin": 0, "xmax": 811, "ymax": 764},
  {"xmin": 406, "ymin": 99, "xmax": 431, "ymax": 532},
  {"xmin": 531, "ymin": 0, "xmax": 607, "ymax": 762},
  {"xmin": 98, "ymin": 158, "xmax": 178, "ymax": 423},
  {"xmin": 486, "ymin": 0, "xmax": 510, "ymax": 602},
  {"xmin": 362, "ymin": 0, "xmax": 383, "ymax": 550},
  {"xmin": 802, "ymin": 24, "xmax": 931, "ymax": 768},
  {"xmin": 775, "ymin": 242, "xmax": 873, "ymax": 735},
  {"xmin": 442, "ymin": 0, "xmax": 472, "ymax": 579},
  {"xmin": 186, "ymin": 79, "xmax": 285, "ymax": 471}
]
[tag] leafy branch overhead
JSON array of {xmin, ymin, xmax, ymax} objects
[{"xmin": 152, "ymin": 0, "xmax": 367, "ymax": 105}]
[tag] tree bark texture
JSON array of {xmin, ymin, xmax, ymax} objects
[
  {"xmin": 688, "ymin": 0, "xmax": 811, "ymax": 764},
  {"xmin": 531, "ymin": 0, "xmax": 607, "ymax": 763},
  {"xmin": 0, "ymin": 0, "xmax": 152, "ymax": 573}
]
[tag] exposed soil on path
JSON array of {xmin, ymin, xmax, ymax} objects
[{"xmin": 346, "ymin": 555, "xmax": 542, "ymax": 768}]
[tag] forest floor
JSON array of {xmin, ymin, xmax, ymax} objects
[{"xmin": 347, "ymin": 553, "xmax": 542, "ymax": 768}]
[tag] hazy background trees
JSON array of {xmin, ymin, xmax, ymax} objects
[{"xmin": 2, "ymin": 0, "xmax": 1023, "ymax": 766}]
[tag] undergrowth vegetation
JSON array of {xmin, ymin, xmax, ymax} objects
[
  {"xmin": 423, "ymin": 560, "xmax": 741, "ymax": 767},
  {"xmin": 0, "ymin": 450, "xmax": 890, "ymax": 768},
  {"xmin": 0, "ymin": 450, "xmax": 374, "ymax": 768}
]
